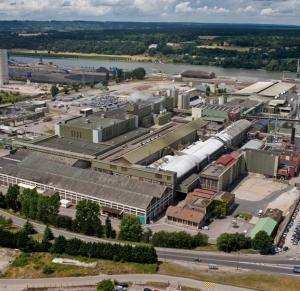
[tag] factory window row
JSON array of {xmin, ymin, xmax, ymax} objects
[{"xmin": 71, "ymin": 131, "xmax": 82, "ymax": 138}]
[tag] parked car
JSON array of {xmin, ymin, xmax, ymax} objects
[
  {"xmin": 144, "ymin": 288, "xmax": 152, "ymax": 291},
  {"xmin": 194, "ymin": 257, "xmax": 202, "ymax": 262},
  {"xmin": 201, "ymin": 226, "xmax": 209, "ymax": 230},
  {"xmin": 283, "ymin": 246, "xmax": 289, "ymax": 251}
]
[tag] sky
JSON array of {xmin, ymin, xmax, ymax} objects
[{"xmin": 0, "ymin": 0, "xmax": 299, "ymax": 25}]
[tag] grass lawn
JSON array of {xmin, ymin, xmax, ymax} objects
[
  {"xmin": 3, "ymin": 252, "xmax": 157, "ymax": 279},
  {"xmin": 157, "ymin": 262, "xmax": 300, "ymax": 291}
]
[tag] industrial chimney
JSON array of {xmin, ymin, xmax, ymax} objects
[{"xmin": 0, "ymin": 49, "xmax": 9, "ymax": 86}]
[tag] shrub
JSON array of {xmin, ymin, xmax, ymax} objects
[{"xmin": 43, "ymin": 264, "xmax": 55, "ymax": 274}]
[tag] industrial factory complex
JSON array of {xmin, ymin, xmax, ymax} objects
[{"xmin": 0, "ymin": 48, "xmax": 300, "ymax": 246}]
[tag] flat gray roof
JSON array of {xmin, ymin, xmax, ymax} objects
[
  {"xmin": 200, "ymin": 165, "xmax": 226, "ymax": 178},
  {"xmin": 36, "ymin": 136, "xmax": 111, "ymax": 156},
  {"xmin": 62, "ymin": 115, "xmax": 126, "ymax": 130}
]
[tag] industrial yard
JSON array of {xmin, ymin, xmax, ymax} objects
[{"xmin": 0, "ymin": 47, "xmax": 300, "ymax": 256}]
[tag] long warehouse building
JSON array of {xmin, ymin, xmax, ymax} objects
[
  {"xmin": 150, "ymin": 119, "xmax": 252, "ymax": 180},
  {"xmin": 0, "ymin": 156, "xmax": 173, "ymax": 224}
]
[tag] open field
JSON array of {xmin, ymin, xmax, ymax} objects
[
  {"xmin": 9, "ymin": 49, "xmax": 156, "ymax": 62},
  {"xmin": 196, "ymin": 45, "xmax": 251, "ymax": 52}
]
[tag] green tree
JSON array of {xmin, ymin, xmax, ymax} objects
[
  {"xmin": 50, "ymin": 235, "xmax": 67, "ymax": 254},
  {"xmin": 23, "ymin": 220, "xmax": 36, "ymax": 235},
  {"xmin": 141, "ymin": 227, "xmax": 152, "ymax": 243},
  {"xmin": 37, "ymin": 195, "xmax": 60, "ymax": 224},
  {"xmin": 50, "ymin": 85, "xmax": 59, "ymax": 97},
  {"xmin": 73, "ymin": 200, "xmax": 102, "ymax": 237},
  {"xmin": 43, "ymin": 224, "xmax": 55, "ymax": 241},
  {"xmin": 97, "ymin": 279, "xmax": 114, "ymax": 291},
  {"xmin": 19, "ymin": 188, "xmax": 39, "ymax": 219},
  {"xmin": 217, "ymin": 232, "xmax": 252, "ymax": 252},
  {"xmin": 132, "ymin": 67, "xmax": 146, "ymax": 80},
  {"xmin": 0, "ymin": 215, "xmax": 13, "ymax": 229},
  {"xmin": 89, "ymin": 83, "xmax": 95, "ymax": 89},
  {"xmin": 71, "ymin": 82, "xmax": 80, "ymax": 92},
  {"xmin": 0, "ymin": 192, "xmax": 6, "ymax": 208},
  {"xmin": 5, "ymin": 184, "xmax": 20, "ymax": 211},
  {"xmin": 104, "ymin": 216, "xmax": 112, "ymax": 238},
  {"xmin": 118, "ymin": 216, "xmax": 143, "ymax": 242},
  {"xmin": 63, "ymin": 85, "xmax": 69, "ymax": 94},
  {"xmin": 105, "ymin": 72, "xmax": 110, "ymax": 81},
  {"xmin": 213, "ymin": 204, "xmax": 224, "ymax": 218},
  {"xmin": 252, "ymin": 230, "xmax": 274, "ymax": 253},
  {"xmin": 101, "ymin": 80, "xmax": 108, "ymax": 86}
]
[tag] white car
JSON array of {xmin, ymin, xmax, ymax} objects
[{"xmin": 201, "ymin": 226, "xmax": 209, "ymax": 230}]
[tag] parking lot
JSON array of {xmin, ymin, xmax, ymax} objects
[{"xmin": 279, "ymin": 201, "xmax": 300, "ymax": 251}]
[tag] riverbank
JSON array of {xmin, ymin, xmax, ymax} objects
[{"xmin": 9, "ymin": 49, "xmax": 157, "ymax": 62}]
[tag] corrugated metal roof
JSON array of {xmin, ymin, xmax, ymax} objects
[
  {"xmin": 250, "ymin": 217, "xmax": 277, "ymax": 239},
  {"xmin": 259, "ymin": 82, "xmax": 295, "ymax": 97},
  {"xmin": 233, "ymin": 82, "xmax": 274, "ymax": 95},
  {"xmin": 121, "ymin": 119, "xmax": 208, "ymax": 164},
  {"xmin": 1, "ymin": 158, "xmax": 168, "ymax": 209}
]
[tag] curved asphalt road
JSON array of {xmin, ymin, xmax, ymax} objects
[{"xmin": 0, "ymin": 210, "xmax": 299, "ymax": 287}]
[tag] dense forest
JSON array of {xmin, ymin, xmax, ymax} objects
[{"xmin": 1, "ymin": 21, "xmax": 300, "ymax": 72}]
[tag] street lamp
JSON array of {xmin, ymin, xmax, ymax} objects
[
  {"xmin": 164, "ymin": 244, "xmax": 166, "ymax": 262},
  {"xmin": 236, "ymin": 251, "xmax": 240, "ymax": 270}
]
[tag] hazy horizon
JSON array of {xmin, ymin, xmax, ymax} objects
[{"xmin": 0, "ymin": 0, "xmax": 299, "ymax": 26}]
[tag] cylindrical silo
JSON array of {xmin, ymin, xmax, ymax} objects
[
  {"xmin": 182, "ymin": 94, "xmax": 190, "ymax": 109},
  {"xmin": 209, "ymin": 98, "xmax": 215, "ymax": 105},
  {"xmin": 218, "ymin": 95, "xmax": 225, "ymax": 105},
  {"xmin": 171, "ymin": 89, "xmax": 178, "ymax": 107},
  {"xmin": 178, "ymin": 94, "xmax": 183, "ymax": 109},
  {"xmin": 0, "ymin": 49, "xmax": 9, "ymax": 86},
  {"xmin": 202, "ymin": 97, "xmax": 207, "ymax": 105},
  {"xmin": 166, "ymin": 89, "xmax": 171, "ymax": 97}
]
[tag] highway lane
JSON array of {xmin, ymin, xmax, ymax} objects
[
  {"xmin": 157, "ymin": 251, "xmax": 298, "ymax": 276},
  {"xmin": 1, "ymin": 210, "xmax": 299, "ymax": 276}
]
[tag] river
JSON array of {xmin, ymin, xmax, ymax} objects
[{"xmin": 12, "ymin": 56, "xmax": 296, "ymax": 82}]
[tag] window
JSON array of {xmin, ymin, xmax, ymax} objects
[
  {"xmin": 121, "ymin": 167, "xmax": 127, "ymax": 172},
  {"xmin": 71, "ymin": 131, "xmax": 73, "ymax": 137},
  {"xmin": 110, "ymin": 165, "xmax": 117, "ymax": 170},
  {"xmin": 79, "ymin": 132, "xmax": 82, "ymax": 138},
  {"xmin": 76, "ymin": 132, "xmax": 78, "ymax": 138},
  {"xmin": 155, "ymin": 174, "xmax": 162, "ymax": 179},
  {"xmin": 167, "ymin": 176, "xmax": 171, "ymax": 181}
]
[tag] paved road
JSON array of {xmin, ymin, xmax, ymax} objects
[
  {"xmin": 1, "ymin": 210, "xmax": 299, "ymax": 277},
  {"xmin": 0, "ymin": 274, "xmax": 256, "ymax": 291}
]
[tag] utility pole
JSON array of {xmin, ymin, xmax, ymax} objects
[{"xmin": 236, "ymin": 251, "xmax": 240, "ymax": 270}]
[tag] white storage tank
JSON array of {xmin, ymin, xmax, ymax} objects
[
  {"xmin": 0, "ymin": 49, "xmax": 9, "ymax": 86},
  {"xmin": 218, "ymin": 95, "xmax": 227, "ymax": 105},
  {"xmin": 202, "ymin": 97, "xmax": 207, "ymax": 105},
  {"xmin": 209, "ymin": 98, "xmax": 216, "ymax": 105}
]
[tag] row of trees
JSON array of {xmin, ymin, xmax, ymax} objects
[
  {"xmin": 0, "ymin": 223, "xmax": 157, "ymax": 264},
  {"xmin": 1, "ymin": 185, "xmax": 272, "ymax": 253},
  {"xmin": 1, "ymin": 186, "xmax": 115, "ymax": 239},
  {"xmin": 217, "ymin": 231, "xmax": 274, "ymax": 253}
]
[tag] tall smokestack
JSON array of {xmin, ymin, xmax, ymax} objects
[{"xmin": 0, "ymin": 49, "xmax": 9, "ymax": 86}]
